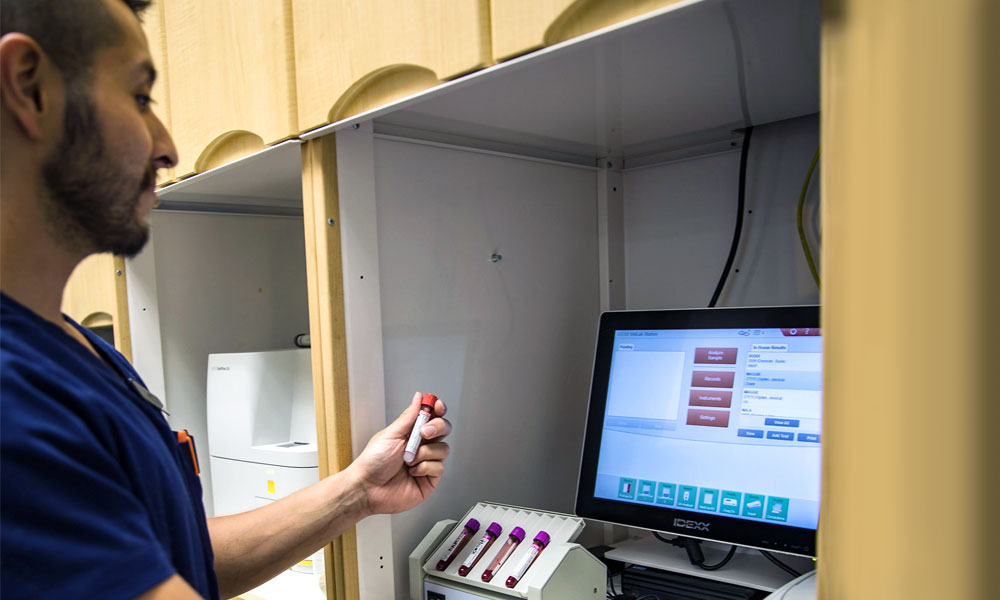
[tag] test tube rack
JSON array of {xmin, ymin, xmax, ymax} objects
[{"xmin": 409, "ymin": 502, "xmax": 606, "ymax": 600}]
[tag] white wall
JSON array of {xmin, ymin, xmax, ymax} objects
[
  {"xmin": 624, "ymin": 113, "xmax": 820, "ymax": 309},
  {"xmin": 148, "ymin": 211, "xmax": 310, "ymax": 515},
  {"xmin": 371, "ymin": 138, "xmax": 601, "ymax": 596}
]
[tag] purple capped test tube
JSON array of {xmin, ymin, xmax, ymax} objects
[
  {"xmin": 481, "ymin": 526, "xmax": 525, "ymax": 582},
  {"xmin": 505, "ymin": 530, "xmax": 550, "ymax": 588},
  {"xmin": 436, "ymin": 518, "xmax": 480, "ymax": 571},
  {"xmin": 458, "ymin": 521, "xmax": 502, "ymax": 576}
]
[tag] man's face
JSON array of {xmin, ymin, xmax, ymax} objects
[{"xmin": 40, "ymin": 0, "xmax": 176, "ymax": 258}]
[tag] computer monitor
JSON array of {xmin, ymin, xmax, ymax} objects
[{"xmin": 575, "ymin": 306, "xmax": 821, "ymax": 557}]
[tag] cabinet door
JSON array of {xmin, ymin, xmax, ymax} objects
[
  {"xmin": 492, "ymin": 0, "xmax": 683, "ymax": 61},
  {"xmin": 292, "ymin": 0, "xmax": 490, "ymax": 134},
  {"xmin": 162, "ymin": 0, "xmax": 297, "ymax": 178},
  {"xmin": 62, "ymin": 254, "xmax": 132, "ymax": 363},
  {"xmin": 142, "ymin": 0, "xmax": 174, "ymax": 184}
]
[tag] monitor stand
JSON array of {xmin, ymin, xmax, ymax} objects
[{"xmin": 604, "ymin": 536, "xmax": 815, "ymax": 593}]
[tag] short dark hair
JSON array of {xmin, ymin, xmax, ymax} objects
[{"xmin": 1, "ymin": 0, "xmax": 152, "ymax": 84}]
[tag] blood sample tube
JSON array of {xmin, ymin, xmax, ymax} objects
[
  {"xmin": 435, "ymin": 518, "xmax": 480, "ymax": 571},
  {"xmin": 505, "ymin": 531, "xmax": 550, "ymax": 588},
  {"xmin": 481, "ymin": 526, "xmax": 525, "ymax": 583},
  {"xmin": 458, "ymin": 522, "xmax": 502, "ymax": 576},
  {"xmin": 404, "ymin": 393, "xmax": 437, "ymax": 464}
]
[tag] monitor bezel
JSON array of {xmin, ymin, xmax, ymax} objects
[{"xmin": 574, "ymin": 306, "xmax": 821, "ymax": 557}]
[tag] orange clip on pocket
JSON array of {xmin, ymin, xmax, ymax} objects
[{"xmin": 176, "ymin": 429, "xmax": 200, "ymax": 476}]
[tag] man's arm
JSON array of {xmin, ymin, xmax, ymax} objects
[
  {"xmin": 207, "ymin": 392, "xmax": 451, "ymax": 599},
  {"xmin": 207, "ymin": 465, "xmax": 368, "ymax": 596}
]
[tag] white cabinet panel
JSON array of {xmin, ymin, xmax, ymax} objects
[{"xmin": 369, "ymin": 139, "xmax": 600, "ymax": 597}]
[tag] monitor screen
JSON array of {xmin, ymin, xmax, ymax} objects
[{"xmin": 575, "ymin": 306, "xmax": 821, "ymax": 556}]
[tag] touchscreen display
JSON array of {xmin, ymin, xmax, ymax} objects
[{"xmin": 593, "ymin": 326, "xmax": 822, "ymax": 529}]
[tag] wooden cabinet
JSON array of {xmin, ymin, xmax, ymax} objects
[
  {"xmin": 291, "ymin": 0, "xmax": 490, "ymax": 133},
  {"xmin": 491, "ymin": 0, "xmax": 684, "ymax": 61},
  {"xmin": 161, "ymin": 0, "xmax": 298, "ymax": 178},
  {"xmin": 820, "ymin": 1, "xmax": 998, "ymax": 597},
  {"xmin": 62, "ymin": 253, "xmax": 132, "ymax": 363},
  {"xmin": 141, "ymin": 0, "xmax": 174, "ymax": 184}
]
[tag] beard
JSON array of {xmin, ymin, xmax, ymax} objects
[{"xmin": 40, "ymin": 84, "xmax": 152, "ymax": 259}]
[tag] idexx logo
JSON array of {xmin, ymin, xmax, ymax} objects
[
  {"xmin": 211, "ymin": 366, "xmax": 231, "ymax": 371},
  {"xmin": 674, "ymin": 518, "xmax": 710, "ymax": 532}
]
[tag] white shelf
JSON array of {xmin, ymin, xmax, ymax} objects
[
  {"xmin": 305, "ymin": 0, "xmax": 818, "ymax": 166},
  {"xmin": 156, "ymin": 140, "xmax": 303, "ymax": 215},
  {"xmin": 606, "ymin": 536, "xmax": 816, "ymax": 592}
]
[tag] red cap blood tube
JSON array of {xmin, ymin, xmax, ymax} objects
[
  {"xmin": 404, "ymin": 393, "xmax": 437, "ymax": 464},
  {"xmin": 505, "ymin": 531, "xmax": 550, "ymax": 588},
  {"xmin": 458, "ymin": 521, "xmax": 502, "ymax": 576},
  {"xmin": 481, "ymin": 526, "xmax": 525, "ymax": 582},
  {"xmin": 435, "ymin": 518, "xmax": 480, "ymax": 571}
]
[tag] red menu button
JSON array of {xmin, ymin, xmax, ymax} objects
[
  {"xmin": 689, "ymin": 390, "xmax": 733, "ymax": 408},
  {"xmin": 694, "ymin": 347, "xmax": 738, "ymax": 365},
  {"xmin": 686, "ymin": 408, "xmax": 731, "ymax": 428},
  {"xmin": 691, "ymin": 371, "xmax": 735, "ymax": 388}
]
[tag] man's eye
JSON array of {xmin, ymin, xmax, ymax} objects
[{"xmin": 137, "ymin": 94, "xmax": 153, "ymax": 108}]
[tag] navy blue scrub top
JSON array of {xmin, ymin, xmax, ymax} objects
[{"xmin": 1, "ymin": 292, "xmax": 218, "ymax": 599}]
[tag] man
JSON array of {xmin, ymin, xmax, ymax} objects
[{"xmin": 0, "ymin": 1, "xmax": 452, "ymax": 597}]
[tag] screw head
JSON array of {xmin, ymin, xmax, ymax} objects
[
  {"xmin": 352, "ymin": 123, "xmax": 360, "ymax": 129},
  {"xmin": 490, "ymin": 253, "xmax": 502, "ymax": 263},
  {"xmin": 116, "ymin": 270, "xmax": 122, "ymax": 276},
  {"xmin": 327, "ymin": 218, "xmax": 335, "ymax": 226}
]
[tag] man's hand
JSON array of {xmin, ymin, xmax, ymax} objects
[{"xmin": 350, "ymin": 392, "xmax": 452, "ymax": 516}]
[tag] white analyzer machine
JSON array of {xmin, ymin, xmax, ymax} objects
[{"xmin": 206, "ymin": 348, "xmax": 319, "ymax": 572}]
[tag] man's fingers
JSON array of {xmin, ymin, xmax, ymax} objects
[
  {"xmin": 420, "ymin": 417, "xmax": 452, "ymax": 441},
  {"xmin": 408, "ymin": 442, "xmax": 451, "ymax": 477},
  {"xmin": 408, "ymin": 457, "xmax": 447, "ymax": 478},
  {"xmin": 411, "ymin": 441, "xmax": 449, "ymax": 464}
]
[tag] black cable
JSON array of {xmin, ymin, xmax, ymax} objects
[
  {"xmin": 697, "ymin": 544, "xmax": 738, "ymax": 571},
  {"xmin": 652, "ymin": 531, "xmax": 675, "ymax": 545},
  {"xmin": 708, "ymin": 125, "xmax": 754, "ymax": 308},
  {"xmin": 759, "ymin": 550, "xmax": 801, "ymax": 577},
  {"xmin": 652, "ymin": 532, "xmax": 737, "ymax": 571}
]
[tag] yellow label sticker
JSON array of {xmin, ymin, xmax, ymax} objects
[{"xmin": 267, "ymin": 480, "xmax": 276, "ymax": 495}]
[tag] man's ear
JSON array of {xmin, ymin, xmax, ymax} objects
[{"xmin": 0, "ymin": 33, "xmax": 52, "ymax": 140}]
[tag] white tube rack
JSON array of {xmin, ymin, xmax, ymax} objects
[{"xmin": 409, "ymin": 502, "xmax": 605, "ymax": 600}]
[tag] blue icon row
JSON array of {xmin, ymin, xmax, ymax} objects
[{"xmin": 617, "ymin": 478, "xmax": 789, "ymax": 521}]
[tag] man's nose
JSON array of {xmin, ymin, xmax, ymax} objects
[{"xmin": 150, "ymin": 111, "xmax": 178, "ymax": 170}]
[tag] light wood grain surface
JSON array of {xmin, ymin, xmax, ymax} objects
[
  {"xmin": 301, "ymin": 136, "xmax": 360, "ymax": 600},
  {"xmin": 162, "ymin": 0, "xmax": 297, "ymax": 178},
  {"xmin": 292, "ymin": 0, "xmax": 490, "ymax": 133},
  {"xmin": 141, "ymin": 0, "xmax": 174, "ymax": 184},
  {"xmin": 492, "ymin": 0, "xmax": 681, "ymax": 61},
  {"xmin": 820, "ymin": 0, "xmax": 998, "ymax": 597},
  {"xmin": 62, "ymin": 253, "xmax": 132, "ymax": 363}
]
